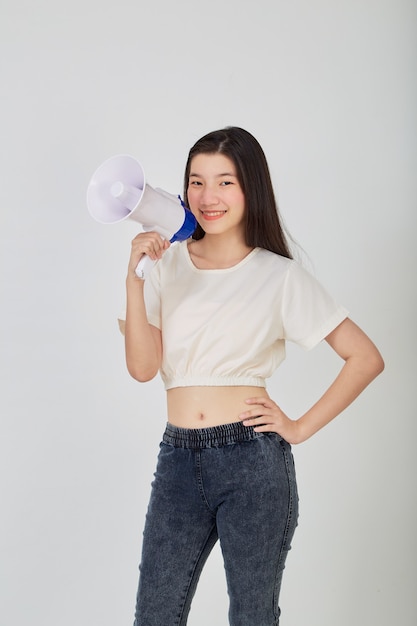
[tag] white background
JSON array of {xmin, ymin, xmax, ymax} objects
[{"xmin": 1, "ymin": 1, "xmax": 416, "ymax": 624}]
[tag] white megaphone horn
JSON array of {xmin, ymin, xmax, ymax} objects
[{"xmin": 86, "ymin": 154, "xmax": 197, "ymax": 279}]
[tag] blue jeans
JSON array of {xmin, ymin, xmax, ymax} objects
[{"xmin": 133, "ymin": 421, "xmax": 298, "ymax": 625}]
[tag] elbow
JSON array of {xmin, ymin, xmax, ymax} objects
[
  {"xmin": 127, "ymin": 367, "xmax": 158, "ymax": 383},
  {"xmin": 373, "ymin": 352, "xmax": 385, "ymax": 377},
  {"xmin": 129, "ymin": 371, "xmax": 158, "ymax": 383},
  {"xmin": 127, "ymin": 363, "xmax": 159, "ymax": 383},
  {"xmin": 365, "ymin": 348, "xmax": 385, "ymax": 381}
]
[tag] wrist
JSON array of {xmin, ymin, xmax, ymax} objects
[{"xmin": 294, "ymin": 416, "xmax": 318, "ymax": 444}]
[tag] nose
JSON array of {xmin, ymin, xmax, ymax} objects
[{"xmin": 200, "ymin": 184, "xmax": 219, "ymax": 207}]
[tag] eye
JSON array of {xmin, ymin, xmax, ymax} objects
[
  {"xmin": 189, "ymin": 180, "xmax": 202, "ymax": 186},
  {"xmin": 220, "ymin": 181, "xmax": 233, "ymax": 186}
]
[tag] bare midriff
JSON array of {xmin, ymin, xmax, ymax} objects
[{"xmin": 166, "ymin": 386, "xmax": 270, "ymax": 429}]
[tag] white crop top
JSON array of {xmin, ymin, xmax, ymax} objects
[{"xmin": 143, "ymin": 240, "xmax": 348, "ymax": 390}]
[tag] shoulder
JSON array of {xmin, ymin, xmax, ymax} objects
[
  {"xmin": 253, "ymin": 248, "xmax": 294, "ymax": 274},
  {"xmin": 257, "ymin": 249, "xmax": 317, "ymax": 281},
  {"xmin": 253, "ymin": 249, "xmax": 329, "ymax": 295}
]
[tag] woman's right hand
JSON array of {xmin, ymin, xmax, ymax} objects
[{"xmin": 127, "ymin": 231, "xmax": 171, "ymax": 280}]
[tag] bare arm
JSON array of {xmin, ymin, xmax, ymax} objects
[
  {"xmin": 239, "ymin": 318, "xmax": 385, "ymax": 444},
  {"xmin": 124, "ymin": 278, "xmax": 162, "ymax": 381},
  {"xmin": 122, "ymin": 231, "xmax": 170, "ymax": 382}
]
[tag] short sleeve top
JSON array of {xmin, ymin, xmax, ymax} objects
[{"xmin": 144, "ymin": 240, "xmax": 348, "ymax": 389}]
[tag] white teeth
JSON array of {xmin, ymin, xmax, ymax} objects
[{"xmin": 202, "ymin": 211, "xmax": 226, "ymax": 216}]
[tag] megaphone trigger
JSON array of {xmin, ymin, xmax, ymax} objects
[{"xmin": 135, "ymin": 255, "xmax": 157, "ymax": 280}]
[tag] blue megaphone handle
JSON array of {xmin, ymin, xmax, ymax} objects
[{"xmin": 169, "ymin": 197, "xmax": 197, "ymax": 243}]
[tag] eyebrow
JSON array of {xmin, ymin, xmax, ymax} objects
[{"xmin": 189, "ymin": 172, "xmax": 237, "ymax": 178}]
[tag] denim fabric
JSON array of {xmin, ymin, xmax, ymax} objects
[{"xmin": 133, "ymin": 421, "xmax": 298, "ymax": 626}]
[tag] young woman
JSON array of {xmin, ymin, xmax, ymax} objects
[{"xmin": 121, "ymin": 127, "xmax": 384, "ymax": 625}]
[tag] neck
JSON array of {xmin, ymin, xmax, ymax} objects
[
  {"xmin": 199, "ymin": 233, "xmax": 251, "ymax": 259},
  {"xmin": 189, "ymin": 233, "xmax": 254, "ymax": 269}
]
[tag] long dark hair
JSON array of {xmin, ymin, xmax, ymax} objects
[{"xmin": 183, "ymin": 126, "xmax": 293, "ymax": 259}]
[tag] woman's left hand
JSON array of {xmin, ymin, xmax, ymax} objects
[{"xmin": 239, "ymin": 397, "xmax": 303, "ymax": 445}]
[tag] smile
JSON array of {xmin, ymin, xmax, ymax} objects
[{"xmin": 200, "ymin": 210, "xmax": 227, "ymax": 219}]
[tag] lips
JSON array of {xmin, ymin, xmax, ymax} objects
[{"xmin": 200, "ymin": 210, "xmax": 227, "ymax": 220}]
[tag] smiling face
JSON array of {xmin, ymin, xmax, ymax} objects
[{"xmin": 186, "ymin": 153, "xmax": 246, "ymax": 239}]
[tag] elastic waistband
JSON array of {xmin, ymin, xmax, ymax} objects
[{"xmin": 163, "ymin": 421, "xmax": 263, "ymax": 449}]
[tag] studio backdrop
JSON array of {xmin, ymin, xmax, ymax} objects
[{"xmin": 0, "ymin": 1, "xmax": 415, "ymax": 625}]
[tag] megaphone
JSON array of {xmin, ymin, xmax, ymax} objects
[{"xmin": 86, "ymin": 154, "xmax": 197, "ymax": 278}]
